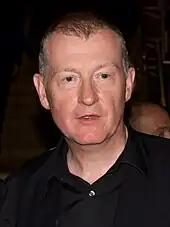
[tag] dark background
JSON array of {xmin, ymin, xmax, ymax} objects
[{"xmin": 0, "ymin": 0, "xmax": 170, "ymax": 174}]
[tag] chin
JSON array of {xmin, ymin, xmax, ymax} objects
[{"xmin": 72, "ymin": 134, "xmax": 107, "ymax": 146}]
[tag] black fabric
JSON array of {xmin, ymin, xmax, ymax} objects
[
  {"xmin": 1, "ymin": 128, "xmax": 170, "ymax": 227},
  {"xmin": 58, "ymin": 167, "xmax": 125, "ymax": 227},
  {"xmin": 0, "ymin": 180, "xmax": 5, "ymax": 208},
  {"xmin": 50, "ymin": 127, "xmax": 146, "ymax": 227}
]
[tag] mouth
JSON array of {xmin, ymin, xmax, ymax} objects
[{"xmin": 78, "ymin": 114, "xmax": 100, "ymax": 120}]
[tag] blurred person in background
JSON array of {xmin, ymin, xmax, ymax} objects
[{"xmin": 129, "ymin": 102, "xmax": 170, "ymax": 139}]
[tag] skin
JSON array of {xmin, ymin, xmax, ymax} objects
[
  {"xmin": 33, "ymin": 28, "xmax": 135, "ymax": 183},
  {"xmin": 129, "ymin": 103, "xmax": 170, "ymax": 139}
]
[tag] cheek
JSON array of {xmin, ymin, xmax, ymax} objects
[
  {"xmin": 101, "ymin": 84, "xmax": 126, "ymax": 110},
  {"xmin": 101, "ymin": 86, "xmax": 126, "ymax": 127},
  {"xmin": 50, "ymin": 101, "xmax": 71, "ymax": 134},
  {"xmin": 47, "ymin": 91, "xmax": 77, "ymax": 132}
]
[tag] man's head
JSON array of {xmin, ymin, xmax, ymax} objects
[
  {"xmin": 129, "ymin": 102, "xmax": 170, "ymax": 138},
  {"xmin": 38, "ymin": 12, "xmax": 131, "ymax": 78},
  {"xmin": 33, "ymin": 12, "xmax": 135, "ymax": 146}
]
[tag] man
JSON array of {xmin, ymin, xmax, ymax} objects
[
  {"xmin": 1, "ymin": 12, "xmax": 170, "ymax": 227},
  {"xmin": 129, "ymin": 102, "xmax": 170, "ymax": 138}
]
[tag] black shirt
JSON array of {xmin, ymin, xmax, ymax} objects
[
  {"xmin": 32, "ymin": 128, "xmax": 147, "ymax": 227},
  {"xmin": 58, "ymin": 148, "xmax": 126, "ymax": 227},
  {"xmin": 4, "ymin": 129, "xmax": 170, "ymax": 227},
  {"xmin": 1, "ymin": 128, "xmax": 147, "ymax": 227}
]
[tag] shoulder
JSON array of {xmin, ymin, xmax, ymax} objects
[
  {"xmin": 0, "ymin": 145, "xmax": 61, "ymax": 226},
  {"xmin": 0, "ymin": 145, "xmax": 61, "ymax": 220},
  {"xmin": 133, "ymin": 130, "xmax": 170, "ymax": 173},
  {"xmin": 6, "ymin": 137, "xmax": 65, "ymax": 182},
  {"xmin": 7, "ymin": 147, "xmax": 56, "ymax": 182},
  {"xmin": 136, "ymin": 130, "xmax": 170, "ymax": 155},
  {"xmin": 4, "ymin": 136, "xmax": 67, "ymax": 194}
]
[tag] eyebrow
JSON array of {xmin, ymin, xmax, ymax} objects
[
  {"xmin": 154, "ymin": 126, "xmax": 170, "ymax": 133},
  {"xmin": 94, "ymin": 62, "xmax": 118, "ymax": 71},
  {"xmin": 51, "ymin": 67, "xmax": 80, "ymax": 76},
  {"xmin": 62, "ymin": 67, "xmax": 81, "ymax": 74}
]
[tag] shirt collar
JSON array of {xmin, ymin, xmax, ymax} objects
[
  {"xmin": 37, "ymin": 126, "xmax": 148, "ymax": 184},
  {"xmin": 119, "ymin": 126, "xmax": 148, "ymax": 176}
]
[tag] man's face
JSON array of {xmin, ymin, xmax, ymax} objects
[{"xmin": 34, "ymin": 29, "xmax": 135, "ymax": 145}]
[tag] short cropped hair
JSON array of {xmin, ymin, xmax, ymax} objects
[{"xmin": 39, "ymin": 12, "xmax": 130, "ymax": 77}]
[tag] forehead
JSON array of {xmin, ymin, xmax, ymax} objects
[
  {"xmin": 46, "ymin": 29, "xmax": 123, "ymax": 69},
  {"xmin": 146, "ymin": 107, "xmax": 169, "ymax": 121},
  {"xmin": 140, "ymin": 106, "xmax": 170, "ymax": 130}
]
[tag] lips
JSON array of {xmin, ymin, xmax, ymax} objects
[{"xmin": 78, "ymin": 114, "xmax": 100, "ymax": 119}]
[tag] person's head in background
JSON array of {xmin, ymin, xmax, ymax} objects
[{"xmin": 129, "ymin": 102, "xmax": 170, "ymax": 139}]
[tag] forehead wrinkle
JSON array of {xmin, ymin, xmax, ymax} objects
[
  {"xmin": 49, "ymin": 61, "xmax": 118, "ymax": 79},
  {"xmin": 44, "ymin": 30, "xmax": 124, "ymax": 79}
]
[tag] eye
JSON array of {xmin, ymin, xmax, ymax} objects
[
  {"xmin": 157, "ymin": 132, "xmax": 165, "ymax": 138},
  {"xmin": 64, "ymin": 76, "xmax": 74, "ymax": 82},
  {"xmin": 157, "ymin": 130, "xmax": 168, "ymax": 138},
  {"xmin": 66, "ymin": 76, "xmax": 73, "ymax": 82},
  {"xmin": 61, "ymin": 75, "xmax": 78, "ymax": 83},
  {"xmin": 58, "ymin": 74, "xmax": 79, "ymax": 88},
  {"xmin": 100, "ymin": 73, "xmax": 110, "ymax": 79}
]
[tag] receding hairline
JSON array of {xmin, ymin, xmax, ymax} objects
[
  {"xmin": 39, "ymin": 13, "xmax": 130, "ymax": 77},
  {"xmin": 43, "ymin": 12, "xmax": 123, "ymax": 40},
  {"xmin": 44, "ymin": 27, "xmax": 123, "ymax": 53}
]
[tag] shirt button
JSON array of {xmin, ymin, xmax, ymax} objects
[{"xmin": 89, "ymin": 190, "xmax": 96, "ymax": 197}]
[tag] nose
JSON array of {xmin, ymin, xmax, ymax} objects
[{"xmin": 78, "ymin": 80, "xmax": 99, "ymax": 106}]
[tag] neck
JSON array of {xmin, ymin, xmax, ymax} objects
[{"xmin": 66, "ymin": 124, "xmax": 128, "ymax": 184}]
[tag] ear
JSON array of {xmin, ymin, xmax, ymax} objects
[
  {"xmin": 33, "ymin": 74, "xmax": 50, "ymax": 110},
  {"xmin": 125, "ymin": 67, "xmax": 135, "ymax": 102}
]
